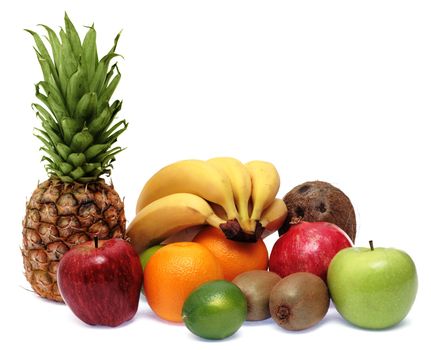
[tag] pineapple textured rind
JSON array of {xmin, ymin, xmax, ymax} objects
[{"xmin": 22, "ymin": 179, "xmax": 126, "ymax": 301}]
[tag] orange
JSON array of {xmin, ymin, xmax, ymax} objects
[
  {"xmin": 143, "ymin": 242, "xmax": 223, "ymax": 323},
  {"xmin": 193, "ymin": 226, "xmax": 269, "ymax": 281}
]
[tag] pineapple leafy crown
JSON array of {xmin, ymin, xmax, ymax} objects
[{"xmin": 27, "ymin": 13, "xmax": 127, "ymax": 183}]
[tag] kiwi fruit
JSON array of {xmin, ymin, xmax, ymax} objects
[
  {"xmin": 269, "ymin": 272, "xmax": 329, "ymax": 331},
  {"xmin": 232, "ymin": 270, "xmax": 281, "ymax": 321},
  {"xmin": 279, "ymin": 180, "xmax": 356, "ymax": 242}
]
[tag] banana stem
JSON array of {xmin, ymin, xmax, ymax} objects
[
  {"xmin": 250, "ymin": 205, "xmax": 263, "ymax": 222},
  {"xmin": 219, "ymin": 219, "xmax": 264, "ymax": 243},
  {"xmin": 238, "ymin": 217, "xmax": 255, "ymax": 234}
]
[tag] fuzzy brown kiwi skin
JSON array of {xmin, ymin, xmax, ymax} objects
[
  {"xmin": 269, "ymin": 272, "xmax": 329, "ymax": 331},
  {"xmin": 232, "ymin": 270, "xmax": 281, "ymax": 321},
  {"xmin": 279, "ymin": 180, "xmax": 356, "ymax": 243}
]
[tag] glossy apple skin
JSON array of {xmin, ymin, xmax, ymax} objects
[
  {"xmin": 269, "ymin": 221, "xmax": 353, "ymax": 282},
  {"xmin": 57, "ymin": 238, "xmax": 143, "ymax": 327},
  {"xmin": 327, "ymin": 246, "xmax": 418, "ymax": 329}
]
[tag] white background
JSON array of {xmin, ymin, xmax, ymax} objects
[{"xmin": 1, "ymin": 1, "xmax": 430, "ymax": 349}]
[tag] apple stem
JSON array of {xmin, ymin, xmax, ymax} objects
[
  {"xmin": 369, "ymin": 240, "xmax": 374, "ymax": 251},
  {"xmin": 94, "ymin": 236, "xmax": 99, "ymax": 249}
]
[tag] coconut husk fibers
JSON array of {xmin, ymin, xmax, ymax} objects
[{"xmin": 279, "ymin": 180, "xmax": 356, "ymax": 243}]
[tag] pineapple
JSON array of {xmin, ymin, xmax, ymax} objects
[{"xmin": 22, "ymin": 14, "xmax": 128, "ymax": 302}]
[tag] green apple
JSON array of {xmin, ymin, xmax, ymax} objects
[
  {"xmin": 327, "ymin": 241, "xmax": 418, "ymax": 329},
  {"xmin": 139, "ymin": 244, "xmax": 164, "ymax": 271},
  {"xmin": 139, "ymin": 244, "xmax": 164, "ymax": 296}
]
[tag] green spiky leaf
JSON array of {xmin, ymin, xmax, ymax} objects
[
  {"xmin": 67, "ymin": 153, "xmax": 86, "ymax": 167},
  {"xmin": 66, "ymin": 63, "xmax": 88, "ymax": 116},
  {"xmin": 70, "ymin": 129, "xmax": 93, "ymax": 152},
  {"xmin": 61, "ymin": 117, "xmax": 81, "ymax": 144},
  {"xmin": 64, "ymin": 13, "xmax": 82, "ymax": 59},
  {"xmin": 56, "ymin": 143, "xmax": 71, "ymax": 160},
  {"xmin": 28, "ymin": 13, "xmax": 126, "ymax": 183},
  {"xmin": 40, "ymin": 25, "xmax": 62, "ymax": 72},
  {"xmin": 88, "ymin": 107, "xmax": 111, "ymax": 136},
  {"xmin": 82, "ymin": 25, "xmax": 98, "ymax": 81},
  {"xmin": 59, "ymin": 162, "xmax": 73, "ymax": 174},
  {"xmin": 74, "ymin": 92, "xmax": 97, "ymax": 120}
]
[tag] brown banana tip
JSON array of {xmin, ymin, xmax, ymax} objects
[{"xmin": 220, "ymin": 219, "xmax": 263, "ymax": 243}]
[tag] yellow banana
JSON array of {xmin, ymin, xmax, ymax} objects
[
  {"xmin": 259, "ymin": 198, "xmax": 288, "ymax": 238},
  {"xmin": 207, "ymin": 157, "xmax": 253, "ymax": 232},
  {"xmin": 135, "ymin": 159, "xmax": 239, "ymax": 220},
  {"xmin": 127, "ymin": 193, "xmax": 226, "ymax": 254},
  {"xmin": 246, "ymin": 160, "xmax": 280, "ymax": 222}
]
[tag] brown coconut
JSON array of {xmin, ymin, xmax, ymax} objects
[{"xmin": 278, "ymin": 180, "xmax": 356, "ymax": 242}]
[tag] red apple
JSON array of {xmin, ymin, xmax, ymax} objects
[
  {"xmin": 269, "ymin": 221, "xmax": 353, "ymax": 282},
  {"xmin": 57, "ymin": 238, "xmax": 143, "ymax": 327}
]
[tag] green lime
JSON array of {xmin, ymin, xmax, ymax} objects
[
  {"xmin": 139, "ymin": 244, "xmax": 164, "ymax": 271},
  {"xmin": 182, "ymin": 280, "xmax": 247, "ymax": 340}
]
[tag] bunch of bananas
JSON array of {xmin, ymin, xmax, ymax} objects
[{"xmin": 127, "ymin": 157, "xmax": 287, "ymax": 254}]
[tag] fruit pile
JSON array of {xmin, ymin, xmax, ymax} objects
[
  {"xmin": 22, "ymin": 15, "xmax": 418, "ymax": 340},
  {"xmin": 54, "ymin": 160, "xmax": 418, "ymax": 337}
]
